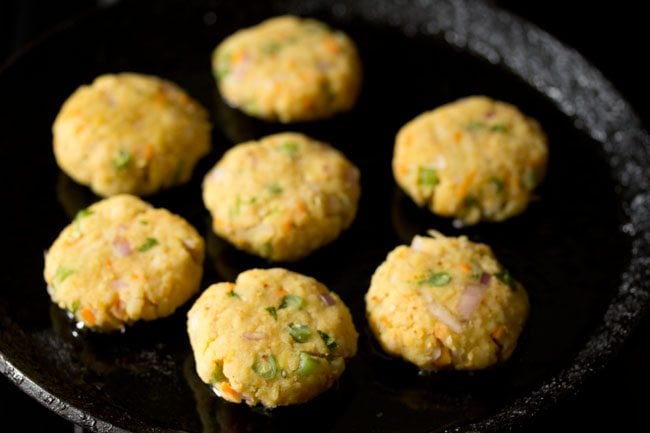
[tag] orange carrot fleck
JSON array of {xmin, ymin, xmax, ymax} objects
[
  {"xmin": 453, "ymin": 131, "xmax": 462, "ymax": 144},
  {"xmin": 459, "ymin": 263, "xmax": 471, "ymax": 272},
  {"xmin": 221, "ymin": 383, "xmax": 242, "ymax": 402},
  {"xmin": 81, "ymin": 308, "xmax": 95, "ymax": 326},
  {"xmin": 323, "ymin": 37, "xmax": 340, "ymax": 54}
]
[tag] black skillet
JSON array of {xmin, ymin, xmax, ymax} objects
[{"xmin": 1, "ymin": 0, "xmax": 649, "ymax": 432}]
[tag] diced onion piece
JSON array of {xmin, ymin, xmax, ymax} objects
[
  {"xmin": 112, "ymin": 236, "xmax": 132, "ymax": 257},
  {"xmin": 480, "ymin": 272, "xmax": 492, "ymax": 286},
  {"xmin": 242, "ymin": 331, "xmax": 265, "ymax": 341},
  {"xmin": 457, "ymin": 284, "xmax": 488, "ymax": 321},
  {"xmin": 421, "ymin": 292, "xmax": 463, "ymax": 333},
  {"xmin": 411, "ymin": 235, "xmax": 428, "ymax": 252},
  {"xmin": 319, "ymin": 292, "xmax": 337, "ymax": 306},
  {"xmin": 426, "ymin": 229, "xmax": 445, "ymax": 239},
  {"xmin": 110, "ymin": 279, "xmax": 127, "ymax": 290}
]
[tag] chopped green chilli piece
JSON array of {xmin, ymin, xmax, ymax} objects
[
  {"xmin": 227, "ymin": 290, "xmax": 240, "ymax": 298},
  {"xmin": 73, "ymin": 208, "xmax": 93, "ymax": 235},
  {"xmin": 419, "ymin": 272, "xmax": 452, "ymax": 287},
  {"xmin": 490, "ymin": 176, "xmax": 505, "ymax": 193},
  {"xmin": 495, "ymin": 269, "xmax": 515, "ymax": 289},
  {"xmin": 490, "ymin": 123, "xmax": 508, "ymax": 133},
  {"xmin": 463, "ymin": 195, "xmax": 478, "ymax": 208},
  {"xmin": 465, "ymin": 121, "xmax": 485, "ymax": 131},
  {"xmin": 70, "ymin": 300, "xmax": 80, "ymax": 314},
  {"xmin": 279, "ymin": 294, "xmax": 303, "ymax": 310},
  {"xmin": 215, "ymin": 52, "xmax": 231, "ymax": 80},
  {"xmin": 112, "ymin": 149, "xmax": 131, "ymax": 170},
  {"xmin": 262, "ymin": 41, "xmax": 281, "ymax": 54},
  {"xmin": 267, "ymin": 184, "xmax": 283, "ymax": 195},
  {"xmin": 210, "ymin": 364, "xmax": 226, "ymax": 384},
  {"xmin": 418, "ymin": 167, "xmax": 439, "ymax": 187},
  {"xmin": 261, "ymin": 242, "xmax": 273, "ymax": 258},
  {"xmin": 252, "ymin": 353, "xmax": 277, "ymax": 380},
  {"xmin": 297, "ymin": 352, "xmax": 319, "ymax": 376},
  {"xmin": 54, "ymin": 266, "xmax": 74, "ymax": 286},
  {"xmin": 74, "ymin": 208, "xmax": 93, "ymax": 222},
  {"xmin": 137, "ymin": 237, "xmax": 159, "ymax": 252},
  {"xmin": 265, "ymin": 306, "xmax": 277, "ymax": 320},
  {"xmin": 279, "ymin": 141, "xmax": 299, "ymax": 156},
  {"xmin": 318, "ymin": 330, "xmax": 338, "ymax": 352},
  {"xmin": 521, "ymin": 169, "xmax": 538, "ymax": 190},
  {"xmin": 288, "ymin": 323, "xmax": 311, "ymax": 343}
]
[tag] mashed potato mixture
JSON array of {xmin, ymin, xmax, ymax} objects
[
  {"xmin": 44, "ymin": 195, "xmax": 205, "ymax": 332},
  {"xmin": 53, "ymin": 73, "xmax": 211, "ymax": 196},
  {"xmin": 213, "ymin": 16, "xmax": 362, "ymax": 123},
  {"xmin": 187, "ymin": 268, "xmax": 358, "ymax": 407},
  {"xmin": 203, "ymin": 132, "xmax": 360, "ymax": 261},
  {"xmin": 366, "ymin": 231, "xmax": 529, "ymax": 370},
  {"xmin": 393, "ymin": 96, "xmax": 548, "ymax": 225}
]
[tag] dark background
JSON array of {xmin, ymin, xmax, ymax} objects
[{"xmin": 0, "ymin": 1, "xmax": 648, "ymax": 432}]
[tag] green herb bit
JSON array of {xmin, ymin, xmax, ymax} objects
[
  {"xmin": 112, "ymin": 149, "xmax": 131, "ymax": 170},
  {"xmin": 297, "ymin": 352, "xmax": 320, "ymax": 376},
  {"xmin": 266, "ymin": 183, "xmax": 283, "ymax": 195},
  {"xmin": 252, "ymin": 353, "xmax": 277, "ymax": 380},
  {"xmin": 288, "ymin": 323, "xmax": 311, "ymax": 343},
  {"xmin": 280, "ymin": 369, "xmax": 288, "ymax": 378},
  {"xmin": 418, "ymin": 167, "xmax": 439, "ymax": 187},
  {"xmin": 318, "ymin": 330, "xmax": 338, "ymax": 352},
  {"xmin": 463, "ymin": 195, "xmax": 478, "ymax": 208},
  {"xmin": 139, "ymin": 220, "xmax": 149, "ymax": 225},
  {"xmin": 490, "ymin": 176, "xmax": 505, "ymax": 193},
  {"xmin": 70, "ymin": 300, "xmax": 80, "ymax": 314},
  {"xmin": 419, "ymin": 272, "xmax": 452, "ymax": 287},
  {"xmin": 265, "ymin": 306, "xmax": 277, "ymax": 320},
  {"xmin": 73, "ymin": 208, "xmax": 93, "ymax": 235},
  {"xmin": 138, "ymin": 237, "xmax": 159, "ymax": 252},
  {"xmin": 521, "ymin": 169, "xmax": 538, "ymax": 190},
  {"xmin": 229, "ymin": 195, "xmax": 242, "ymax": 218},
  {"xmin": 495, "ymin": 269, "xmax": 515, "ymax": 289},
  {"xmin": 465, "ymin": 121, "xmax": 485, "ymax": 132},
  {"xmin": 261, "ymin": 41, "xmax": 281, "ymax": 54},
  {"xmin": 227, "ymin": 290, "xmax": 240, "ymax": 298},
  {"xmin": 54, "ymin": 266, "xmax": 74, "ymax": 286},
  {"xmin": 278, "ymin": 141, "xmax": 299, "ymax": 156},
  {"xmin": 490, "ymin": 123, "xmax": 508, "ymax": 133},
  {"xmin": 74, "ymin": 208, "xmax": 93, "ymax": 222},
  {"xmin": 215, "ymin": 52, "xmax": 230, "ymax": 80},
  {"xmin": 279, "ymin": 294, "xmax": 304, "ymax": 310},
  {"xmin": 261, "ymin": 242, "xmax": 273, "ymax": 258},
  {"xmin": 210, "ymin": 364, "xmax": 226, "ymax": 384}
]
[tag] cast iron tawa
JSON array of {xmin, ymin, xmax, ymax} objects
[{"xmin": 1, "ymin": 0, "xmax": 649, "ymax": 432}]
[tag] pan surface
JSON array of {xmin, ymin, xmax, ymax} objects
[{"xmin": 1, "ymin": 0, "xmax": 649, "ymax": 432}]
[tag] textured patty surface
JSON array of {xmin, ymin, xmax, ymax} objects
[
  {"xmin": 393, "ymin": 96, "xmax": 548, "ymax": 225},
  {"xmin": 44, "ymin": 195, "xmax": 205, "ymax": 331},
  {"xmin": 203, "ymin": 132, "xmax": 360, "ymax": 261},
  {"xmin": 213, "ymin": 15, "xmax": 362, "ymax": 123},
  {"xmin": 53, "ymin": 73, "xmax": 211, "ymax": 196},
  {"xmin": 366, "ymin": 232, "xmax": 529, "ymax": 370},
  {"xmin": 187, "ymin": 268, "xmax": 358, "ymax": 407}
]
